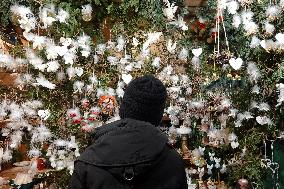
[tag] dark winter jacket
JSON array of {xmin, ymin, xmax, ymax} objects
[{"xmin": 68, "ymin": 118, "xmax": 188, "ymax": 189}]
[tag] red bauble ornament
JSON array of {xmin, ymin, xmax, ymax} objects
[{"xmin": 37, "ymin": 158, "xmax": 45, "ymax": 171}]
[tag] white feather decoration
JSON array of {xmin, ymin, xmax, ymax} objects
[
  {"xmin": 57, "ymin": 71, "xmax": 66, "ymax": 81},
  {"xmin": 107, "ymin": 56, "xmax": 119, "ymax": 65},
  {"xmin": 38, "ymin": 109, "xmax": 50, "ymax": 120},
  {"xmin": 73, "ymin": 81, "xmax": 85, "ymax": 93},
  {"xmin": 89, "ymin": 74, "xmax": 98, "ymax": 85},
  {"xmin": 243, "ymin": 21, "xmax": 258, "ymax": 35},
  {"xmin": 250, "ymin": 36, "xmax": 260, "ymax": 48},
  {"xmin": 74, "ymin": 67, "xmax": 84, "ymax": 77},
  {"xmin": 10, "ymin": 5, "xmax": 36, "ymax": 32},
  {"xmin": 2, "ymin": 148, "xmax": 12, "ymax": 162},
  {"xmin": 116, "ymin": 87, "xmax": 124, "ymax": 98},
  {"xmin": 247, "ymin": 62, "xmax": 261, "ymax": 82},
  {"xmin": 21, "ymin": 102, "xmax": 36, "ymax": 117},
  {"xmin": 32, "ymin": 35, "xmax": 46, "ymax": 50},
  {"xmin": 169, "ymin": 15, "xmax": 188, "ymax": 31},
  {"xmin": 93, "ymin": 54, "xmax": 99, "ymax": 64},
  {"xmin": 142, "ymin": 32, "xmax": 163, "ymax": 51},
  {"xmin": 57, "ymin": 8, "xmax": 69, "ymax": 23},
  {"xmin": 10, "ymin": 131, "xmax": 23, "ymax": 149},
  {"xmin": 178, "ymin": 48, "xmax": 188, "ymax": 61},
  {"xmin": 275, "ymin": 33, "xmax": 284, "ymax": 44},
  {"xmin": 46, "ymin": 61, "xmax": 60, "ymax": 72},
  {"xmin": 241, "ymin": 11, "xmax": 254, "ymax": 24},
  {"xmin": 82, "ymin": 4, "xmax": 92, "ymax": 15},
  {"xmin": 107, "ymin": 88, "xmax": 116, "ymax": 96},
  {"xmin": 9, "ymin": 103, "xmax": 24, "ymax": 120},
  {"xmin": 226, "ymin": 1, "xmax": 239, "ymax": 15},
  {"xmin": 163, "ymin": 0, "xmax": 178, "ymax": 20},
  {"xmin": 67, "ymin": 66, "xmax": 76, "ymax": 79},
  {"xmin": 116, "ymin": 36, "xmax": 125, "ymax": 52},
  {"xmin": 152, "ymin": 57, "xmax": 161, "ymax": 68},
  {"xmin": 264, "ymin": 22, "xmax": 275, "ymax": 36},
  {"xmin": 191, "ymin": 56, "xmax": 200, "ymax": 71},
  {"xmin": 64, "ymin": 52, "xmax": 76, "ymax": 65},
  {"xmin": 176, "ymin": 126, "xmax": 191, "ymax": 135},
  {"xmin": 266, "ymin": 5, "xmax": 281, "ymax": 21},
  {"xmin": 35, "ymin": 74, "xmax": 56, "ymax": 89},
  {"xmin": 166, "ymin": 39, "xmax": 177, "ymax": 54},
  {"xmin": 132, "ymin": 37, "xmax": 139, "ymax": 47},
  {"xmin": 256, "ymin": 116, "xmax": 272, "ymax": 125},
  {"xmin": 39, "ymin": 5, "xmax": 57, "ymax": 28},
  {"xmin": 258, "ymin": 102, "xmax": 270, "ymax": 111},
  {"xmin": 45, "ymin": 45, "xmax": 59, "ymax": 60}
]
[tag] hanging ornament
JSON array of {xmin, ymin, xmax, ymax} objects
[
  {"xmin": 98, "ymin": 95, "xmax": 117, "ymax": 115},
  {"xmin": 81, "ymin": 4, "xmax": 92, "ymax": 21}
]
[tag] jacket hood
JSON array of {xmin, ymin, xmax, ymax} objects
[{"xmin": 78, "ymin": 118, "xmax": 168, "ymax": 167}]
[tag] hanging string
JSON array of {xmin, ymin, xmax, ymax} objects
[
  {"xmin": 263, "ymin": 138, "xmax": 267, "ymax": 159},
  {"xmin": 271, "ymin": 139, "xmax": 274, "ymax": 162},
  {"xmin": 219, "ymin": 9, "xmax": 230, "ymax": 52},
  {"xmin": 214, "ymin": 0, "xmax": 230, "ymax": 56}
]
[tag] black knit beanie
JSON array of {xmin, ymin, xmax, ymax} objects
[{"xmin": 119, "ymin": 75, "xmax": 167, "ymax": 126}]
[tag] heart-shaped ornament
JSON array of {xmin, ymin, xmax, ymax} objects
[
  {"xmin": 192, "ymin": 48, "xmax": 202, "ymax": 57},
  {"xmin": 275, "ymin": 33, "xmax": 284, "ymax": 44},
  {"xmin": 122, "ymin": 74, "xmax": 133, "ymax": 84},
  {"xmin": 268, "ymin": 162, "xmax": 279, "ymax": 173},
  {"xmin": 229, "ymin": 58, "xmax": 243, "ymax": 70},
  {"xmin": 75, "ymin": 67, "xmax": 84, "ymax": 77},
  {"xmin": 261, "ymin": 159, "xmax": 271, "ymax": 168}
]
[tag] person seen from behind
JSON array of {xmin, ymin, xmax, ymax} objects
[{"xmin": 68, "ymin": 75, "xmax": 188, "ymax": 189}]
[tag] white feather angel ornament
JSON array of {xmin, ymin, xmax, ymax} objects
[
  {"xmin": 169, "ymin": 15, "xmax": 188, "ymax": 31},
  {"xmin": 166, "ymin": 39, "xmax": 177, "ymax": 54},
  {"xmin": 73, "ymin": 81, "xmax": 85, "ymax": 93},
  {"xmin": 116, "ymin": 36, "xmax": 125, "ymax": 52},
  {"xmin": 178, "ymin": 48, "xmax": 188, "ymax": 61},
  {"xmin": 163, "ymin": 0, "xmax": 178, "ymax": 20}
]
